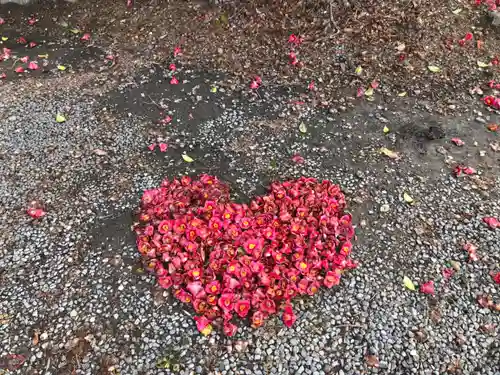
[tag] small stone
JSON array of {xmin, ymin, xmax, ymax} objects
[{"xmin": 380, "ymin": 204, "xmax": 390, "ymax": 213}]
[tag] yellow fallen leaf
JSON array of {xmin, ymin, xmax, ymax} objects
[
  {"xmin": 200, "ymin": 324, "xmax": 212, "ymax": 336},
  {"xmin": 182, "ymin": 154, "xmax": 194, "ymax": 163},
  {"xmin": 365, "ymin": 87, "xmax": 374, "ymax": 97},
  {"xmin": 452, "ymin": 8, "xmax": 462, "ymax": 14},
  {"xmin": 210, "ymin": 86, "xmax": 217, "ymax": 93},
  {"xmin": 383, "ymin": 126, "xmax": 390, "ymax": 134},
  {"xmin": 69, "ymin": 28, "xmax": 80, "ymax": 34},
  {"xmin": 355, "ymin": 66, "xmax": 363, "ymax": 75},
  {"xmin": 379, "ymin": 147, "xmax": 400, "ymax": 159},
  {"xmin": 398, "ymin": 91, "xmax": 407, "ymax": 97},
  {"xmin": 299, "ymin": 122, "xmax": 307, "ymax": 134},
  {"xmin": 57, "ymin": 65, "xmax": 66, "ymax": 71},
  {"xmin": 403, "ymin": 276, "xmax": 416, "ymax": 291},
  {"xmin": 1, "ymin": 36, "xmax": 8, "ymax": 41},
  {"xmin": 403, "ymin": 192, "xmax": 414, "ymax": 204},
  {"xmin": 477, "ymin": 61, "xmax": 490, "ymax": 68},
  {"xmin": 38, "ymin": 54, "xmax": 49, "ymax": 59},
  {"xmin": 55, "ymin": 114, "xmax": 66, "ymax": 123},
  {"xmin": 427, "ymin": 65, "xmax": 441, "ymax": 73}
]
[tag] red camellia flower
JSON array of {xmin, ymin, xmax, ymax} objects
[
  {"xmin": 27, "ymin": 207, "xmax": 46, "ymax": 219},
  {"xmin": 483, "ymin": 216, "xmax": 499, "ymax": 229},
  {"xmin": 134, "ymin": 174, "xmax": 356, "ymax": 335},
  {"xmin": 170, "ymin": 76, "xmax": 179, "ymax": 85},
  {"xmin": 491, "ymin": 272, "xmax": 500, "ymax": 284}
]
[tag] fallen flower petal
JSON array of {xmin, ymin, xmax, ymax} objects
[
  {"xmin": 28, "ymin": 16, "xmax": 37, "ymax": 25},
  {"xmin": 173, "ymin": 46, "xmax": 182, "ymax": 57},
  {"xmin": 17, "ymin": 36, "xmax": 27, "ymax": 45},
  {"xmin": 148, "ymin": 143, "xmax": 156, "ymax": 151},
  {"xmin": 465, "ymin": 32, "xmax": 473, "ymax": 41},
  {"xmin": 28, "ymin": 61, "xmax": 38, "ymax": 70},
  {"xmin": 357, "ymin": 86, "xmax": 365, "ymax": 97},
  {"xmin": 169, "ymin": 63, "xmax": 176, "ymax": 71},
  {"xmin": 291, "ymin": 154, "xmax": 304, "ymax": 164},
  {"xmin": 282, "ymin": 305, "xmax": 297, "ymax": 328},
  {"xmin": 27, "ymin": 207, "xmax": 46, "ymax": 219},
  {"xmin": 81, "ymin": 33, "xmax": 91, "ymax": 41},
  {"xmin": 170, "ymin": 76, "xmax": 179, "ymax": 85},
  {"xmin": 442, "ymin": 268, "xmax": 455, "ymax": 279},
  {"xmin": 451, "ymin": 138, "xmax": 464, "ymax": 146},
  {"xmin": 0, "ymin": 73, "xmax": 6, "ymax": 79},
  {"xmin": 249, "ymin": 80, "xmax": 259, "ymax": 89},
  {"xmin": 491, "ymin": 272, "xmax": 500, "ymax": 284},
  {"xmin": 420, "ymin": 280, "xmax": 435, "ymax": 295},
  {"xmin": 160, "ymin": 115, "xmax": 172, "ymax": 124},
  {"xmin": 20, "ymin": 56, "xmax": 29, "ymax": 63},
  {"xmin": 15, "ymin": 67, "xmax": 25, "ymax": 73},
  {"xmin": 0, "ymin": 18, "xmax": 4, "ymax": 25},
  {"xmin": 28, "ymin": 41, "xmax": 37, "ymax": 48},
  {"xmin": 483, "ymin": 216, "xmax": 499, "ymax": 229},
  {"xmin": 159, "ymin": 143, "xmax": 168, "ymax": 152},
  {"xmin": 403, "ymin": 276, "xmax": 416, "ymax": 291},
  {"xmin": 308, "ymin": 80, "xmax": 315, "ymax": 91}
]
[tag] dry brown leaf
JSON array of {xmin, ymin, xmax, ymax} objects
[
  {"xmin": 33, "ymin": 331, "xmax": 39, "ymax": 346},
  {"xmin": 365, "ymin": 354, "xmax": 380, "ymax": 368}
]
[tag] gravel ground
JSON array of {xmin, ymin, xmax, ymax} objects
[{"xmin": 0, "ymin": 63, "xmax": 499, "ymax": 375}]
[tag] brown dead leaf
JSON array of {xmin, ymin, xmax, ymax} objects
[
  {"xmin": 33, "ymin": 331, "xmax": 39, "ymax": 346},
  {"xmin": 365, "ymin": 354, "xmax": 380, "ymax": 368},
  {"xmin": 430, "ymin": 308, "xmax": 442, "ymax": 324}
]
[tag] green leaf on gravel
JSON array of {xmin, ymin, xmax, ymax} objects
[
  {"xmin": 398, "ymin": 91, "xmax": 407, "ymax": 97},
  {"xmin": 38, "ymin": 54, "xmax": 49, "ymax": 59},
  {"xmin": 57, "ymin": 65, "xmax": 66, "ymax": 71},
  {"xmin": 380, "ymin": 147, "xmax": 400, "ymax": 159},
  {"xmin": 355, "ymin": 66, "xmax": 363, "ymax": 75},
  {"xmin": 477, "ymin": 61, "xmax": 490, "ymax": 68},
  {"xmin": 69, "ymin": 28, "xmax": 80, "ymax": 34},
  {"xmin": 1, "ymin": 36, "xmax": 8, "ymax": 41},
  {"xmin": 383, "ymin": 126, "xmax": 390, "ymax": 134},
  {"xmin": 182, "ymin": 154, "xmax": 194, "ymax": 163},
  {"xmin": 403, "ymin": 192, "xmax": 414, "ymax": 204},
  {"xmin": 403, "ymin": 276, "xmax": 416, "ymax": 291},
  {"xmin": 365, "ymin": 87, "xmax": 374, "ymax": 97},
  {"xmin": 210, "ymin": 86, "xmax": 217, "ymax": 93},
  {"xmin": 427, "ymin": 65, "xmax": 441, "ymax": 73},
  {"xmin": 55, "ymin": 114, "xmax": 66, "ymax": 123},
  {"xmin": 299, "ymin": 122, "xmax": 307, "ymax": 134}
]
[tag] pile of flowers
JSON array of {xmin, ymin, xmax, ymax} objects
[{"xmin": 134, "ymin": 175, "xmax": 357, "ymax": 336}]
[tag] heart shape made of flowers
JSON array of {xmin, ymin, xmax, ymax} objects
[{"xmin": 134, "ymin": 175, "xmax": 357, "ymax": 336}]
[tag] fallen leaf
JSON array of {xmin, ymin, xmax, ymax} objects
[
  {"xmin": 93, "ymin": 149, "xmax": 108, "ymax": 156},
  {"xmin": 200, "ymin": 324, "xmax": 212, "ymax": 336},
  {"xmin": 403, "ymin": 192, "xmax": 414, "ymax": 204},
  {"xmin": 452, "ymin": 8, "xmax": 462, "ymax": 14},
  {"xmin": 38, "ymin": 53, "xmax": 48, "ymax": 59},
  {"xmin": 398, "ymin": 91, "xmax": 407, "ymax": 97},
  {"xmin": 210, "ymin": 86, "xmax": 217, "ymax": 93},
  {"xmin": 57, "ymin": 65, "xmax": 66, "ymax": 71},
  {"xmin": 450, "ymin": 260, "xmax": 461, "ymax": 272},
  {"xmin": 383, "ymin": 126, "xmax": 390, "ymax": 134},
  {"xmin": 182, "ymin": 154, "xmax": 194, "ymax": 163},
  {"xmin": 55, "ymin": 114, "xmax": 66, "ymax": 123},
  {"xmin": 365, "ymin": 87, "xmax": 374, "ymax": 97},
  {"xmin": 427, "ymin": 65, "xmax": 441, "ymax": 73},
  {"xmin": 477, "ymin": 61, "xmax": 490, "ymax": 68},
  {"xmin": 69, "ymin": 28, "xmax": 80, "ymax": 34},
  {"xmin": 33, "ymin": 331, "xmax": 39, "ymax": 346},
  {"xmin": 298, "ymin": 122, "xmax": 307, "ymax": 134},
  {"xmin": 355, "ymin": 66, "xmax": 363, "ymax": 75},
  {"xmin": 403, "ymin": 276, "xmax": 416, "ymax": 291},
  {"xmin": 365, "ymin": 354, "xmax": 379, "ymax": 368},
  {"xmin": 0, "ymin": 314, "xmax": 11, "ymax": 324},
  {"xmin": 1, "ymin": 36, "xmax": 8, "ymax": 41},
  {"xmin": 380, "ymin": 147, "xmax": 400, "ymax": 159}
]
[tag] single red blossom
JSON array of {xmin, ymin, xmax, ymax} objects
[
  {"xmin": 357, "ymin": 87, "xmax": 365, "ymax": 98},
  {"xmin": 483, "ymin": 216, "xmax": 499, "ymax": 229},
  {"xmin": 308, "ymin": 80, "xmax": 315, "ymax": 91},
  {"xmin": 254, "ymin": 75, "xmax": 262, "ymax": 85},
  {"xmin": 451, "ymin": 138, "xmax": 464, "ymax": 146},
  {"xmin": 17, "ymin": 36, "xmax": 27, "ymax": 45},
  {"xmin": 420, "ymin": 280, "xmax": 435, "ymax": 295},
  {"xmin": 170, "ymin": 76, "xmax": 179, "ymax": 85},
  {"xmin": 282, "ymin": 305, "xmax": 297, "ymax": 328},
  {"xmin": 488, "ymin": 80, "xmax": 496, "ymax": 88},
  {"xmin": 465, "ymin": 32, "xmax": 473, "ymax": 41},
  {"xmin": 3, "ymin": 48, "xmax": 12, "ymax": 59},
  {"xmin": 20, "ymin": 56, "xmax": 29, "ymax": 63},
  {"xmin": 159, "ymin": 143, "xmax": 168, "ymax": 152},
  {"xmin": 0, "ymin": 73, "xmax": 6, "ymax": 79},
  {"xmin": 463, "ymin": 167, "xmax": 476, "ymax": 175},
  {"xmin": 250, "ymin": 80, "xmax": 259, "ymax": 89},
  {"xmin": 251, "ymin": 311, "xmax": 265, "ymax": 328},
  {"xmin": 169, "ymin": 63, "xmax": 176, "ymax": 71},
  {"xmin": 28, "ymin": 16, "xmax": 37, "ymax": 25},
  {"xmin": 105, "ymin": 54, "xmax": 115, "ymax": 61},
  {"xmin": 160, "ymin": 115, "xmax": 172, "ymax": 124},
  {"xmin": 398, "ymin": 53, "xmax": 406, "ymax": 62},
  {"xmin": 458, "ymin": 39, "xmax": 466, "ymax": 47},
  {"xmin": 0, "ymin": 18, "xmax": 5, "ymax": 25},
  {"xmin": 28, "ymin": 41, "xmax": 37, "ymax": 48},
  {"xmin": 492, "ymin": 56, "xmax": 499, "ymax": 65},
  {"xmin": 15, "ymin": 67, "xmax": 25, "ymax": 73},
  {"xmin": 371, "ymin": 80, "xmax": 379, "ymax": 89},
  {"xmin": 174, "ymin": 46, "xmax": 182, "ymax": 57},
  {"xmin": 234, "ymin": 299, "xmax": 251, "ymax": 318},
  {"xmin": 218, "ymin": 293, "xmax": 235, "ymax": 312},
  {"xmin": 81, "ymin": 33, "xmax": 91, "ymax": 41},
  {"xmin": 483, "ymin": 95, "xmax": 496, "ymax": 107},
  {"xmin": 324, "ymin": 270, "xmax": 341, "ymax": 288},
  {"xmin": 158, "ymin": 276, "xmax": 173, "ymax": 289},
  {"xmin": 490, "ymin": 271, "xmax": 500, "ymax": 284},
  {"xmin": 148, "ymin": 143, "xmax": 156, "ymax": 151}
]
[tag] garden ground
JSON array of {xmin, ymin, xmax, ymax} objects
[{"xmin": 0, "ymin": 0, "xmax": 499, "ymax": 374}]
